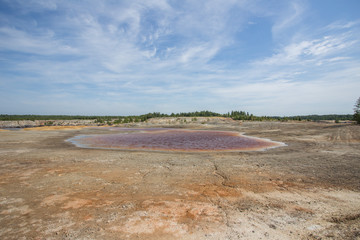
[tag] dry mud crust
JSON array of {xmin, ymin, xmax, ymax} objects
[{"xmin": 0, "ymin": 121, "xmax": 359, "ymax": 239}]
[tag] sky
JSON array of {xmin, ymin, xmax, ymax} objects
[{"xmin": 0, "ymin": 0, "xmax": 359, "ymax": 116}]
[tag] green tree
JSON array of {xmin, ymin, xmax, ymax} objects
[{"xmin": 354, "ymin": 97, "xmax": 360, "ymax": 124}]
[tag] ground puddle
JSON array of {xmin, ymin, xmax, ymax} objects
[{"xmin": 67, "ymin": 128, "xmax": 285, "ymax": 152}]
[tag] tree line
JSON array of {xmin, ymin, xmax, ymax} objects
[{"xmin": 0, "ymin": 111, "xmax": 355, "ymax": 124}]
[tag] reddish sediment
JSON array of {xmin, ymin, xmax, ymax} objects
[{"xmin": 68, "ymin": 128, "xmax": 284, "ymax": 152}]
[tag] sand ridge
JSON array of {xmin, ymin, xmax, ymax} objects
[{"xmin": 23, "ymin": 125, "xmax": 90, "ymax": 131}]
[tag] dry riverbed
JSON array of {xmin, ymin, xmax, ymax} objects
[{"xmin": 0, "ymin": 121, "xmax": 359, "ymax": 239}]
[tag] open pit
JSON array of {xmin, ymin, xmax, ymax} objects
[{"xmin": 0, "ymin": 120, "xmax": 359, "ymax": 239}]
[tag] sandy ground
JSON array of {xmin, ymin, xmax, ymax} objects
[
  {"xmin": 0, "ymin": 121, "xmax": 359, "ymax": 239},
  {"xmin": 23, "ymin": 126, "xmax": 91, "ymax": 131}
]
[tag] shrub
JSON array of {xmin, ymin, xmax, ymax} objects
[{"xmin": 354, "ymin": 97, "xmax": 360, "ymax": 124}]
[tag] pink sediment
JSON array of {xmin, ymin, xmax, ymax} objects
[{"xmin": 68, "ymin": 128, "xmax": 285, "ymax": 152}]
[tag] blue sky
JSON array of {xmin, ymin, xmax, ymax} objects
[{"xmin": 0, "ymin": 0, "xmax": 359, "ymax": 116}]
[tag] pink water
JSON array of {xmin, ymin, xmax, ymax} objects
[{"xmin": 68, "ymin": 128, "xmax": 284, "ymax": 152}]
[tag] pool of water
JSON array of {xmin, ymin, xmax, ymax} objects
[
  {"xmin": 67, "ymin": 128, "xmax": 285, "ymax": 152},
  {"xmin": 0, "ymin": 128, "xmax": 23, "ymax": 131}
]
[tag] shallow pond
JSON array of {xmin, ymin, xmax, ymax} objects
[
  {"xmin": 67, "ymin": 128, "xmax": 285, "ymax": 152},
  {"xmin": 68, "ymin": 128, "xmax": 285, "ymax": 152}
]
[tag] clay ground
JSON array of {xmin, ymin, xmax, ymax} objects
[{"xmin": 0, "ymin": 121, "xmax": 359, "ymax": 239}]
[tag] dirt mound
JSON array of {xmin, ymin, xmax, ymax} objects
[{"xmin": 145, "ymin": 117, "xmax": 238, "ymax": 125}]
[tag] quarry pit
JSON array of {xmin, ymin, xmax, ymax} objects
[{"xmin": 0, "ymin": 119, "xmax": 359, "ymax": 239}]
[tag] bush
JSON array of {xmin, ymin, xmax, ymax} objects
[{"xmin": 354, "ymin": 97, "xmax": 360, "ymax": 124}]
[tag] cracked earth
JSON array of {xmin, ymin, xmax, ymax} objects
[{"xmin": 0, "ymin": 120, "xmax": 360, "ymax": 239}]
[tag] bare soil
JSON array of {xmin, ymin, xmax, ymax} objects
[{"xmin": 0, "ymin": 121, "xmax": 359, "ymax": 239}]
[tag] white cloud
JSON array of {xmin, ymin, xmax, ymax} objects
[
  {"xmin": 257, "ymin": 33, "xmax": 357, "ymax": 66},
  {"xmin": 0, "ymin": 27, "xmax": 77, "ymax": 55},
  {"xmin": 325, "ymin": 20, "xmax": 360, "ymax": 30},
  {"xmin": 211, "ymin": 66, "xmax": 360, "ymax": 115},
  {"xmin": 179, "ymin": 43, "xmax": 220, "ymax": 64},
  {"xmin": 5, "ymin": 0, "xmax": 58, "ymax": 12},
  {"xmin": 272, "ymin": 1, "xmax": 305, "ymax": 38}
]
